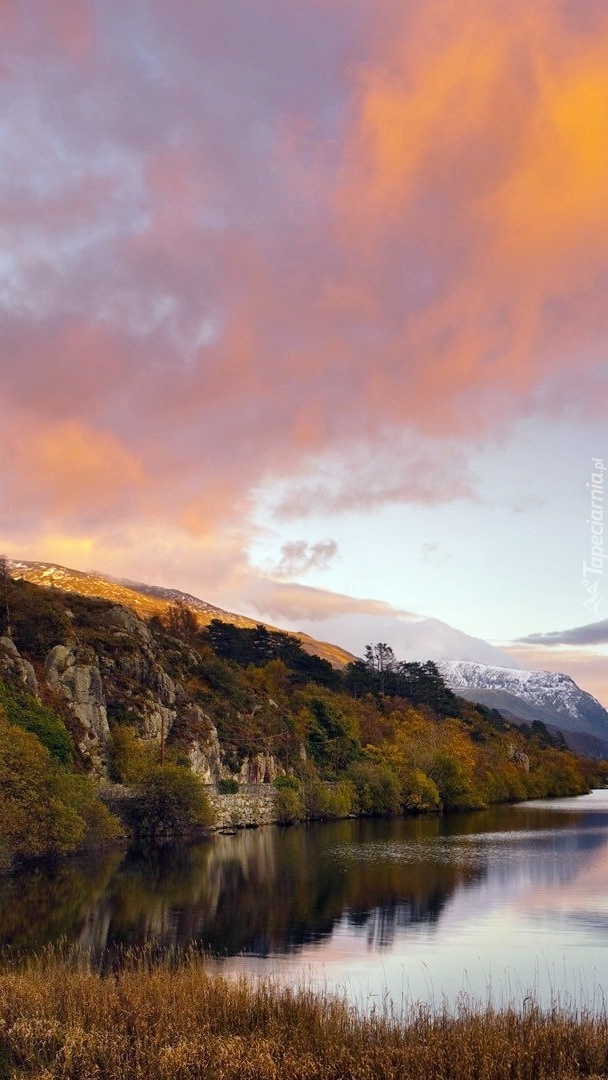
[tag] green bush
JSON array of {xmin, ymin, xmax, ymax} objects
[
  {"xmin": 0, "ymin": 714, "xmax": 123, "ymax": 867},
  {"xmin": 303, "ymin": 779, "xmax": 332, "ymax": 819},
  {"xmin": 401, "ymin": 768, "xmax": 440, "ymax": 812},
  {"xmin": 109, "ymin": 724, "xmax": 157, "ymax": 783},
  {"xmin": 274, "ymin": 785, "xmax": 304, "ymax": 824},
  {"xmin": 302, "ymin": 779, "xmax": 355, "ymax": 820},
  {"xmin": 273, "ymin": 774, "xmax": 300, "ymax": 791},
  {"xmin": 346, "ymin": 761, "xmax": 402, "ymax": 816},
  {"xmin": 0, "ymin": 681, "xmax": 73, "ymax": 765},
  {"xmin": 217, "ymin": 777, "xmax": 239, "ymax": 794},
  {"xmin": 134, "ymin": 765, "xmax": 214, "ymax": 837},
  {"xmin": 427, "ymin": 752, "xmax": 485, "ymax": 811},
  {"xmin": 327, "ymin": 779, "xmax": 355, "ymax": 817}
]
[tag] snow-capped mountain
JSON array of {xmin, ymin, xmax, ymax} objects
[{"xmin": 439, "ymin": 660, "xmax": 608, "ymax": 755}]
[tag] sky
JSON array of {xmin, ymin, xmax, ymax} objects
[{"xmin": 1, "ymin": 0, "xmax": 607, "ymax": 703}]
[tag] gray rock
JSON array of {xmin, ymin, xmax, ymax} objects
[
  {"xmin": 44, "ymin": 645, "xmax": 110, "ymax": 766},
  {"xmin": 179, "ymin": 704, "xmax": 222, "ymax": 782},
  {"xmin": 236, "ymin": 753, "xmax": 283, "ymax": 785},
  {"xmin": 0, "ymin": 636, "xmax": 39, "ymax": 697},
  {"xmin": 105, "ymin": 606, "xmax": 153, "ymax": 645}
]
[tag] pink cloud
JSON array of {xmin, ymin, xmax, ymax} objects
[
  {"xmin": 1, "ymin": 0, "xmax": 608, "ymax": 566},
  {"xmin": 243, "ymin": 578, "xmax": 415, "ymax": 624}
]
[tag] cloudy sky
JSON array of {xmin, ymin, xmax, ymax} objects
[{"xmin": 1, "ymin": 1, "xmax": 607, "ymax": 702}]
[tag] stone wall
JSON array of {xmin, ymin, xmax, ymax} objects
[{"xmin": 206, "ymin": 783, "xmax": 279, "ymax": 829}]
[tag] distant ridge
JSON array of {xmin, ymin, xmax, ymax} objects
[
  {"xmin": 8, "ymin": 560, "xmax": 355, "ymax": 669},
  {"xmin": 439, "ymin": 660, "xmax": 608, "ymax": 759}
]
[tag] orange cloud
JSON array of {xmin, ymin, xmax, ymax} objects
[
  {"xmin": 3, "ymin": 418, "xmax": 144, "ymax": 519},
  {"xmin": 494, "ymin": 59, "xmax": 608, "ymax": 268},
  {"xmin": 350, "ymin": 11, "xmax": 511, "ymax": 212},
  {"xmin": 330, "ymin": 0, "xmax": 608, "ymax": 432}
]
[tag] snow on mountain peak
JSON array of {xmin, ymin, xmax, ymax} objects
[{"xmin": 438, "ymin": 659, "xmax": 608, "ymax": 738}]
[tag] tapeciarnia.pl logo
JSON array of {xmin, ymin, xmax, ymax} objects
[{"xmin": 583, "ymin": 457, "xmax": 606, "ymax": 617}]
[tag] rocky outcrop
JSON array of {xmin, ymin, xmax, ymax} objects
[
  {"xmin": 104, "ymin": 606, "xmax": 154, "ymax": 646},
  {"xmin": 181, "ymin": 704, "xmax": 222, "ymax": 782},
  {"xmin": 508, "ymin": 744, "xmax": 530, "ymax": 772},
  {"xmin": 44, "ymin": 645, "xmax": 110, "ymax": 769},
  {"xmin": 2, "ymin": 597, "xmax": 284, "ymax": 788},
  {"xmin": 0, "ymin": 636, "xmax": 38, "ymax": 697},
  {"xmin": 235, "ymin": 753, "xmax": 284, "ymax": 785}
]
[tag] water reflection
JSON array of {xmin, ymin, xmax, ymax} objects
[
  {"xmin": 72, "ymin": 818, "xmax": 485, "ymax": 956},
  {"xmin": 3, "ymin": 793, "xmax": 608, "ymax": 1008}
]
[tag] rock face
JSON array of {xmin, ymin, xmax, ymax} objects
[
  {"xmin": 44, "ymin": 645, "xmax": 110, "ymax": 770},
  {"xmin": 0, "ymin": 636, "xmax": 38, "ymax": 697},
  {"xmin": 182, "ymin": 704, "xmax": 222, "ymax": 783},
  {"xmin": 1, "ymin": 594, "xmax": 281, "ymax": 789},
  {"xmin": 236, "ymin": 753, "xmax": 283, "ymax": 785}
]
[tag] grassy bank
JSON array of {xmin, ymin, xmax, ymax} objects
[{"xmin": 1, "ymin": 950, "xmax": 608, "ymax": 1078}]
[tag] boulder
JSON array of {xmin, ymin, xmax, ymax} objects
[
  {"xmin": 508, "ymin": 743, "xmax": 530, "ymax": 772},
  {"xmin": 0, "ymin": 636, "xmax": 39, "ymax": 697}
]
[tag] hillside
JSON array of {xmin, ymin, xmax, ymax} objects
[
  {"xmin": 8, "ymin": 560, "xmax": 354, "ymax": 669},
  {"xmin": 0, "ymin": 572, "xmax": 606, "ymax": 868}
]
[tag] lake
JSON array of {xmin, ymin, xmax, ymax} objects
[{"xmin": 3, "ymin": 791, "xmax": 608, "ymax": 1012}]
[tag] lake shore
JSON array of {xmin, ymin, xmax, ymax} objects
[{"xmin": 1, "ymin": 948, "xmax": 608, "ymax": 1079}]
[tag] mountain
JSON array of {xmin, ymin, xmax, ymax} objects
[
  {"xmin": 8, "ymin": 562, "xmax": 520, "ymax": 671},
  {"xmin": 439, "ymin": 660, "xmax": 608, "ymax": 758},
  {"xmin": 7, "ymin": 561, "xmax": 354, "ymax": 669}
]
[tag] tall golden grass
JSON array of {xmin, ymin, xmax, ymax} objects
[{"xmin": 0, "ymin": 947, "xmax": 607, "ymax": 1079}]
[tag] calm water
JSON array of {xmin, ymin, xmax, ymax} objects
[{"xmin": 4, "ymin": 791, "xmax": 608, "ymax": 1011}]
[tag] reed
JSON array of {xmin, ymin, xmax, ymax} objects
[{"xmin": 0, "ymin": 946, "xmax": 607, "ymax": 1079}]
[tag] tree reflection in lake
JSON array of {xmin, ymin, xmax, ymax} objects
[
  {"xmin": 65, "ymin": 817, "xmax": 483, "ymax": 956},
  {"xmin": 3, "ymin": 794, "xmax": 608, "ymax": 1010}
]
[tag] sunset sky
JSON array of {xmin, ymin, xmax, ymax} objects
[{"xmin": 1, "ymin": 1, "xmax": 607, "ymax": 702}]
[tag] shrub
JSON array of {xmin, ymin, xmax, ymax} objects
[
  {"xmin": 273, "ymin": 774, "xmax": 300, "ymax": 791},
  {"xmin": 0, "ymin": 681, "xmax": 74, "ymax": 765},
  {"xmin": 427, "ymin": 752, "xmax": 485, "ymax": 811},
  {"xmin": 303, "ymin": 779, "xmax": 332, "ymax": 819},
  {"xmin": 0, "ymin": 714, "xmax": 123, "ymax": 867},
  {"xmin": 109, "ymin": 724, "xmax": 157, "ymax": 784},
  {"xmin": 133, "ymin": 765, "xmax": 214, "ymax": 837},
  {"xmin": 346, "ymin": 761, "xmax": 402, "ymax": 816},
  {"xmin": 401, "ymin": 768, "xmax": 440, "ymax": 812},
  {"xmin": 327, "ymin": 779, "xmax": 355, "ymax": 817},
  {"xmin": 217, "ymin": 777, "xmax": 239, "ymax": 794},
  {"xmin": 274, "ymin": 785, "xmax": 304, "ymax": 823}
]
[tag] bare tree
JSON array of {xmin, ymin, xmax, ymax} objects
[
  {"xmin": 364, "ymin": 642, "xmax": 396, "ymax": 694},
  {"xmin": 165, "ymin": 600, "xmax": 199, "ymax": 646},
  {"xmin": 0, "ymin": 554, "xmax": 12, "ymax": 639}
]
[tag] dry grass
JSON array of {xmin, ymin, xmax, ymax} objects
[{"xmin": 0, "ymin": 948, "xmax": 607, "ymax": 1079}]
